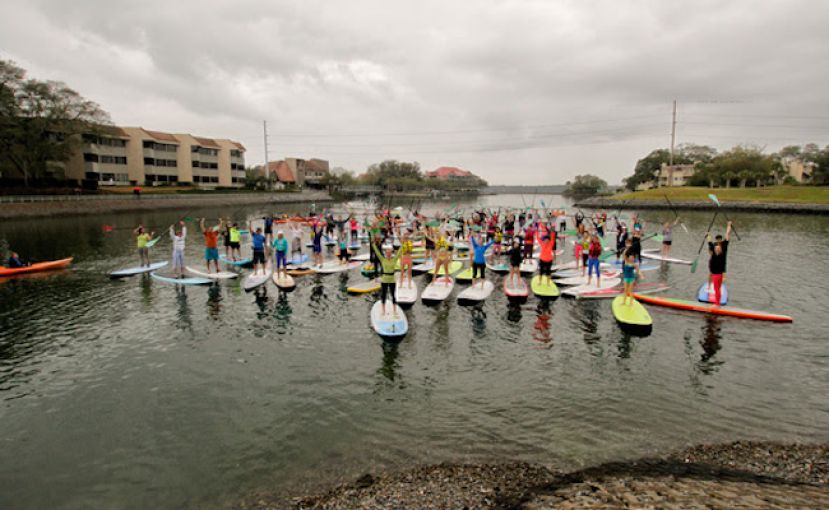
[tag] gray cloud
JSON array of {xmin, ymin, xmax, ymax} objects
[{"xmin": 2, "ymin": 0, "xmax": 828, "ymax": 184}]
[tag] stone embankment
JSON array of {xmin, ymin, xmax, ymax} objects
[
  {"xmin": 234, "ymin": 441, "xmax": 828, "ymax": 509},
  {"xmin": 0, "ymin": 191, "xmax": 333, "ymax": 219},
  {"xmin": 576, "ymin": 197, "xmax": 829, "ymax": 215}
]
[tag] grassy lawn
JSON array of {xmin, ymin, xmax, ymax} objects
[{"xmin": 613, "ymin": 186, "xmax": 829, "ymax": 204}]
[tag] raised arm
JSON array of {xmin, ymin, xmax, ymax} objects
[{"xmin": 725, "ymin": 221, "xmax": 732, "ymax": 241}]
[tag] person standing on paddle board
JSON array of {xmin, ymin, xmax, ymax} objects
[
  {"xmin": 229, "ymin": 223, "xmax": 242, "ymax": 261},
  {"xmin": 337, "ymin": 236, "xmax": 350, "ymax": 265},
  {"xmin": 492, "ymin": 227, "xmax": 503, "ymax": 261},
  {"xmin": 506, "ymin": 237, "xmax": 523, "ymax": 286},
  {"xmin": 522, "ymin": 223, "xmax": 536, "ymax": 261},
  {"xmin": 289, "ymin": 223, "xmax": 304, "ymax": 262},
  {"xmin": 577, "ymin": 231, "xmax": 590, "ymax": 275},
  {"xmin": 621, "ymin": 240, "xmax": 640, "ymax": 305},
  {"xmin": 426, "ymin": 231, "xmax": 452, "ymax": 285},
  {"xmin": 249, "ymin": 224, "xmax": 267, "ymax": 276},
  {"xmin": 272, "ymin": 230, "xmax": 289, "ymax": 279},
  {"xmin": 398, "ymin": 232, "xmax": 414, "ymax": 288},
  {"xmin": 536, "ymin": 232, "xmax": 556, "ymax": 287},
  {"xmin": 169, "ymin": 221, "xmax": 187, "ymax": 278},
  {"xmin": 470, "ymin": 233, "xmax": 493, "ymax": 289},
  {"xmin": 349, "ymin": 216, "xmax": 359, "ymax": 243},
  {"xmin": 311, "ymin": 222, "xmax": 324, "ymax": 267},
  {"xmin": 585, "ymin": 234, "xmax": 603, "ymax": 287},
  {"xmin": 200, "ymin": 218, "xmax": 222, "ymax": 274},
  {"xmin": 133, "ymin": 225, "xmax": 155, "ymax": 268},
  {"xmin": 615, "ymin": 224, "xmax": 629, "ymax": 262},
  {"xmin": 263, "ymin": 215, "xmax": 274, "ymax": 245},
  {"xmin": 372, "ymin": 243, "xmax": 401, "ymax": 317},
  {"xmin": 630, "ymin": 228, "xmax": 642, "ymax": 263},
  {"xmin": 707, "ymin": 221, "xmax": 732, "ymax": 308},
  {"xmin": 661, "ymin": 218, "xmax": 680, "ymax": 258}
]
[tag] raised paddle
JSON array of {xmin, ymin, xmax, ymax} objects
[
  {"xmin": 663, "ymin": 195, "xmax": 689, "ymax": 233},
  {"xmin": 691, "ymin": 211, "xmax": 719, "ymax": 273},
  {"xmin": 708, "ymin": 194, "xmax": 741, "ymax": 241}
]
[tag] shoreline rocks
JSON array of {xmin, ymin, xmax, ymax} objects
[
  {"xmin": 575, "ymin": 197, "xmax": 829, "ymax": 215},
  {"xmin": 234, "ymin": 441, "xmax": 828, "ymax": 509}
]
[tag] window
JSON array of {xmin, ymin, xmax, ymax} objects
[
  {"xmin": 100, "ymin": 155, "xmax": 127, "ymax": 165},
  {"xmin": 143, "ymin": 140, "xmax": 154, "ymax": 149},
  {"xmin": 144, "ymin": 157, "xmax": 154, "ymax": 165},
  {"xmin": 230, "ymin": 150, "xmax": 242, "ymax": 158},
  {"xmin": 192, "ymin": 160, "xmax": 200, "ymax": 168},
  {"xmin": 85, "ymin": 171, "xmax": 99, "ymax": 179},
  {"xmin": 144, "ymin": 141, "xmax": 177, "ymax": 152},
  {"xmin": 84, "ymin": 153, "xmax": 99, "ymax": 163}
]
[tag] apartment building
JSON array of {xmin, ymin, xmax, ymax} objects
[
  {"xmin": 64, "ymin": 126, "xmax": 246, "ymax": 187},
  {"xmin": 657, "ymin": 163, "xmax": 696, "ymax": 187}
]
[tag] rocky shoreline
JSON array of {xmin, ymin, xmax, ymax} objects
[
  {"xmin": 0, "ymin": 190, "xmax": 333, "ymax": 220},
  {"xmin": 234, "ymin": 441, "xmax": 828, "ymax": 509},
  {"xmin": 575, "ymin": 197, "xmax": 829, "ymax": 215}
]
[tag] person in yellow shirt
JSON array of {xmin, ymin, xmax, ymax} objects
[
  {"xmin": 398, "ymin": 232, "xmax": 414, "ymax": 288},
  {"xmin": 133, "ymin": 225, "xmax": 155, "ymax": 267}
]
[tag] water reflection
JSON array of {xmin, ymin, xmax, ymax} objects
[
  {"xmin": 506, "ymin": 302, "xmax": 522, "ymax": 323},
  {"xmin": 175, "ymin": 286, "xmax": 192, "ymax": 332},
  {"xmin": 376, "ymin": 342, "xmax": 402, "ymax": 386},
  {"xmin": 467, "ymin": 305, "xmax": 487, "ymax": 335},
  {"xmin": 206, "ymin": 284, "xmax": 222, "ymax": 319},
  {"xmin": 532, "ymin": 301, "xmax": 553, "ymax": 345},
  {"xmin": 697, "ymin": 315, "xmax": 724, "ymax": 374},
  {"xmin": 253, "ymin": 287, "xmax": 270, "ymax": 317}
]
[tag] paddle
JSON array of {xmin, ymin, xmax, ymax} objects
[
  {"xmin": 708, "ymin": 194, "xmax": 741, "ymax": 241},
  {"xmin": 690, "ymin": 211, "xmax": 719, "ymax": 273},
  {"xmin": 663, "ymin": 195, "xmax": 689, "ymax": 233}
]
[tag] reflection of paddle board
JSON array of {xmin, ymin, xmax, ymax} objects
[{"xmin": 697, "ymin": 282, "xmax": 728, "ymax": 305}]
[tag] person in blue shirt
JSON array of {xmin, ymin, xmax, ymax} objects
[
  {"xmin": 249, "ymin": 223, "xmax": 267, "ymax": 275},
  {"xmin": 263, "ymin": 215, "xmax": 275, "ymax": 245},
  {"xmin": 469, "ymin": 232, "xmax": 494, "ymax": 289},
  {"xmin": 7, "ymin": 252, "xmax": 28, "ymax": 268},
  {"xmin": 271, "ymin": 230, "xmax": 289, "ymax": 279}
]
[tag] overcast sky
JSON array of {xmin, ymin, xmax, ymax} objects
[{"xmin": 2, "ymin": 0, "xmax": 828, "ymax": 184}]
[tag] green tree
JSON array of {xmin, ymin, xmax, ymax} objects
[
  {"xmin": 624, "ymin": 149, "xmax": 670, "ymax": 190},
  {"xmin": 564, "ymin": 174, "xmax": 608, "ymax": 198},
  {"xmin": 363, "ymin": 160, "xmax": 423, "ymax": 189},
  {"xmin": 0, "ymin": 59, "xmax": 111, "ymax": 186}
]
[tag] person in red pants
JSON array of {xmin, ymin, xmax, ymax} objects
[{"xmin": 707, "ymin": 221, "xmax": 733, "ymax": 307}]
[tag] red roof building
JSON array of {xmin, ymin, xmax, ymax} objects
[
  {"xmin": 426, "ymin": 166, "xmax": 474, "ymax": 179},
  {"xmin": 266, "ymin": 160, "xmax": 295, "ymax": 183}
]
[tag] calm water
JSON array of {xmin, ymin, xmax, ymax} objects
[{"xmin": 0, "ymin": 194, "xmax": 827, "ymax": 510}]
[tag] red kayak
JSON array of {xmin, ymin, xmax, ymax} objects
[
  {"xmin": 634, "ymin": 294, "xmax": 793, "ymax": 323},
  {"xmin": 0, "ymin": 257, "xmax": 74, "ymax": 277}
]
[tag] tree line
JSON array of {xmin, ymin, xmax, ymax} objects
[
  {"xmin": 319, "ymin": 160, "xmax": 488, "ymax": 191},
  {"xmin": 624, "ymin": 143, "xmax": 829, "ymax": 191},
  {"xmin": 0, "ymin": 59, "xmax": 110, "ymax": 187}
]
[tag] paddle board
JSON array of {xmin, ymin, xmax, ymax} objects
[
  {"xmin": 698, "ymin": 282, "xmax": 728, "ymax": 305},
  {"xmin": 486, "ymin": 262, "xmax": 510, "ymax": 274},
  {"xmin": 287, "ymin": 267, "xmax": 315, "ymax": 276},
  {"xmin": 612, "ymin": 295, "xmax": 653, "ymax": 329},
  {"xmin": 576, "ymin": 282, "xmax": 670, "ymax": 299},
  {"xmin": 561, "ymin": 278, "xmax": 622, "ymax": 297},
  {"xmin": 185, "ymin": 266, "xmax": 238, "ymax": 279},
  {"xmin": 519, "ymin": 258, "xmax": 539, "ymax": 275},
  {"xmin": 395, "ymin": 281, "xmax": 419, "ymax": 306},
  {"xmin": 457, "ymin": 280, "xmax": 494, "ymax": 304},
  {"xmin": 370, "ymin": 300, "xmax": 408, "ymax": 340},
  {"xmin": 503, "ymin": 276, "xmax": 529, "ymax": 302},
  {"xmin": 272, "ymin": 272, "xmax": 296, "ymax": 290},
  {"xmin": 314, "ymin": 260, "xmax": 362, "ymax": 274},
  {"xmin": 220, "ymin": 255, "xmax": 253, "ymax": 267},
  {"xmin": 110, "ymin": 260, "xmax": 168, "ymax": 278},
  {"xmin": 347, "ymin": 279, "xmax": 381, "ymax": 294},
  {"xmin": 421, "ymin": 276, "xmax": 454, "ymax": 304},
  {"xmin": 428, "ymin": 260, "xmax": 462, "ymax": 276},
  {"xmin": 150, "ymin": 272, "xmax": 212, "ymax": 286},
  {"xmin": 412, "ymin": 260, "xmax": 435, "ymax": 274},
  {"xmin": 287, "ymin": 253, "xmax": 309, "ymax": 266},
  {"xmin": 530, "ymin": 275, "xmax": 560, "ymax": 298},
  {"xmin": 555, "ymin": 271, "xmax": 620, "ymax": 287},
  {"xmin": 350, "ymin": 252, "xmax": 370, "ymax": 262},
  {"xmin": 640, "ymin": 250, "xmax": 692, "ymax": 265},
  {"xmin": 455, "ymin": 267, "xmax": 474, "ymax": 282},
  {"xmin": 634, "ymin": 294, "xmax": 793, "ymax": 322},
  {"xmin": 242, "ymin": 266, "xmax": 273, "ymax": 291}
]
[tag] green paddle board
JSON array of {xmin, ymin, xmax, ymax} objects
[
  {"xmin": 456, "ymin": 267, "xmax": 474, "ymax": 282},
  {"xmin": 612, "ymin": 295, "xmax": 652, "ymax": 327},
  {"xmin": 429, "ymin": 260, "xmax": 462, "ymax": 276},
  {"xmin": 531, "ymin": 275, "xmax": 560, "ymax": 298}
]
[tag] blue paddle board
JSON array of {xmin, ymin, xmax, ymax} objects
[
  {"xmin": 220, "ymin": 255, "xmax": 253, "ymax": 267},
  {"xmin": 150, "ymin": 272, "xmax": 212, "ymax": 285},
  {"xmin": 110, "ymin": 260, "xmax": 168, "ymax": 278},
  {"xmin": 698, "ymin": 282, "xmax": 728, "ymax": 305}
]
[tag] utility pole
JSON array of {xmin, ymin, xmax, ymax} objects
[
  {"xmin": 263, "ymin": 120, "xmax": 269, "ymax": 188},
  {"xmin": 669, "ymin": 99, "xmax": 677, "ymax": 166}
]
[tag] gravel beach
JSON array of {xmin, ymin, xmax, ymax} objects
[{"xmin": 233, "ymin": 441, "xmax": 828, "ymax": 509}]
